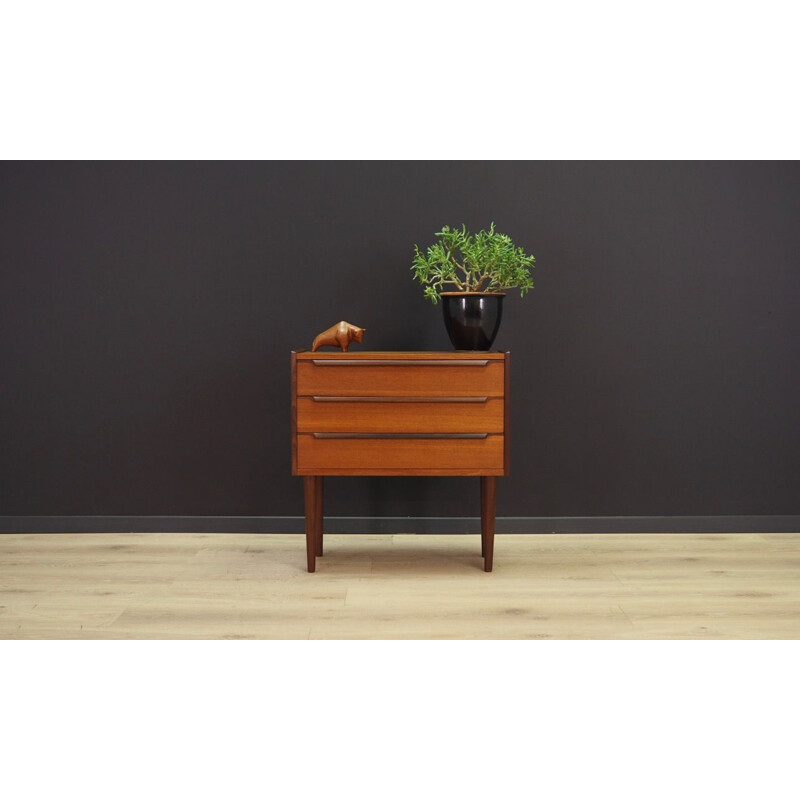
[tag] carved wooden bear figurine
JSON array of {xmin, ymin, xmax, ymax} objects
[{"xmin": 311, "ymin": 321, "xmax": 366, "ymax": 352}]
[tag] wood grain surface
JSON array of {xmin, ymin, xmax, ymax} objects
[
  {"xmin": 2, "ymin": 532, "xmax": 798, "ymax": 639},
  {"xmin": 296, "ymin": 361, "xmax": 504, "ymax": 397},
  {"xmin": 296, "ymin": 396, "xmax": 505, "ymax": 433},
  {"xmin": 295, "ymin": 351, "xmax": 507, "ymax": 360},
  {"xmin": 295, "ymin": 434, "xmax": 505, "ymax": 474},
  {"xmin": 292, "ymin": 351, "xmax": 508, "ymax": 477}
]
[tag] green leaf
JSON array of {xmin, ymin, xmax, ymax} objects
[{"xmin": 411, "ymin": 223, "xmax": 536, "ymax": 303}]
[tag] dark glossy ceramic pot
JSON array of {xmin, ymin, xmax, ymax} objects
[{"xmin": 440, "ymin": 292, "xmax": 505, "ymax": 351}]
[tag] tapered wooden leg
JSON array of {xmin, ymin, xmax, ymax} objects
[
  {"xmin": 315, "ymin": 476, "xmax": 324, "ymax": 557},
  {"xmin": 480, "ymin": 476, "xmax": 496, "ymax": 572},
  {"xmin": 480, "ymin": 477, "xmax": 487, "ymax": 557},
  {"xmin": 304, "ymin": 476, "xmax": 319, "ymax": 572}
]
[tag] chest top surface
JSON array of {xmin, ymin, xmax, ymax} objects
[{"xmin": 294, "ymin": 350, "xmax": 505, "ymax": 359}]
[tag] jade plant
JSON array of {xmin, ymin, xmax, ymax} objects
[{"xmin": 411, "ymin": 222, "xmax": 535, "ymax": 304}]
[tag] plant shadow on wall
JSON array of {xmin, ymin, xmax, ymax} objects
[{"xmin": 411, "ymin": 223, "xmax": 536, "ymax": 351}]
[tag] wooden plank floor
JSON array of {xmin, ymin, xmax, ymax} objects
[{"xmin": 1, "ymin": 532, "xmax": 799, "ymax": 639}]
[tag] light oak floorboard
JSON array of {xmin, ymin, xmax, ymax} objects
[{"xmin": 1, "ymin": 533, "xmax": 799, "ymax": 639}]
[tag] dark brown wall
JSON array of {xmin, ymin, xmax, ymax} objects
[{"xmin": 1, "ymin": 161, "xmax": 799, "ymax": 519}]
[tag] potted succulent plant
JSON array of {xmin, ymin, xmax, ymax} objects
[{"xmin": 411, "ymin": 222, "xmax": 536, "ymax": 350}]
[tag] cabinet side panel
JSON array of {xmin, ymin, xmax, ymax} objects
[{"xmin": 504, "ymin": 351, "xmax": 511, "ymax": 475}]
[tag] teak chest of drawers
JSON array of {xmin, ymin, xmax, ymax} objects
[{"xmin": 291, "ymin": 351, "xmax": 510, "ymax": 572}]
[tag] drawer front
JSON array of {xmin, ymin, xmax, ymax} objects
[
  {"xmin": 296, "ymin": 396, "xmax": 504, "ymax": 433},
  {"xmin": 296, "ymin": 360, "xmax": 504, "ymax": 397},
  {"xmin": 296, "ymin": 433, "xmax": 504, "ymax": 475}
]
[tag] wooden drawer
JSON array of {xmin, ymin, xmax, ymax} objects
[
  {"xmin": 295, "ymin": 433, "xmax": 505, "ymax": 475},
  {"xmin": 296, "ymin": 396, "xmax": 504, "ymax": 433},
  {"xmin": 296, "ymin": 358, "xmax": 504, "ymax": 397}
]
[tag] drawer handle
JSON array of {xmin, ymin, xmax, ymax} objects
[
  {"xmin": 312, "ymin": 433, "xmax": 489, "ymax": 439},
  {"xmin": 311, "ymin": 396, "xmax": 489, "ymax": 403},
  {"xmin": 311, "ymin": 359, "xmax": 489, "ymax": 366}
]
